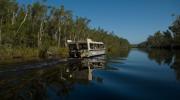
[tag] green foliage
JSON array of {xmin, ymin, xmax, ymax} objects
[
  {"xmin": 38, "ymin": 46, "xmax": 48, "ymax": 59},
  {"xmin": 0, "ymin": 47, "xmax": 38, "ymax": 59},
  {"xmin": 0, "ymin": 0, "xmax": 129, "ymax": 59},
  {"xmin": 48, "ymin": 47, "xmax": 69, "ymax": 58},
  {"xmin": 139, "ymin": 16, "xmax": 180, "ymax": 49},
  {"xmin": 169, "ymin": 16, "xmax": 180, "ymax": 47}
]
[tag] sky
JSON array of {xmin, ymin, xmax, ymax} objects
[{"xmin": 17, "ymin": 0, "xmax": 180, "ymax": 44}]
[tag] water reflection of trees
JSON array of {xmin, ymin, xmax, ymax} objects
[
  {"xmin": 140, "ymin": 49, "xmax": 180, "ymax": 80},
  {"xmin": 0, "ymin": 56, "xmax": 105, "ymax": 99},
  {"xmin": 107, "ymin": 49, "xmax": 130, "ymax": 59},
  {"xmin": 142, "ymin": 49, "xmax": 174, "ymax": 65},
  {"xmin": 171, "ymin": 53, "xmax": 180, "ymax": 80}
]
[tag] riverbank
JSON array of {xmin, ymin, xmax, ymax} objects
[
  {"xmin": 0, "ymin": 47, "xmax": 68, "ymax": 63},
  {"xmin": 0, "ymin": 58, "xmax": 69, "ymax": 73},
  {"xmin": 0, "ymin": 46, "xmax": 131, "ymax": 71},
  {"xmin": 0, "ymin": 47, "xmax": 69, "ymax": 72}
]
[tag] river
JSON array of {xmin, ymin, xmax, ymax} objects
[{"xmin": 0, "ymin": 49, "xmax": 180, "ymax": 100}]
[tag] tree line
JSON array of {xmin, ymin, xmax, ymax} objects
[
  {"xmin": 0, "ymin": 0, "xmax": 129, "ymax": 52},
  {"xmin": 138, "ymin": 16, "xmax": 180, "ymax": 49}
]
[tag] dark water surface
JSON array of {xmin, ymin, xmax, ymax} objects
[{"xmin": 0, "ymin": 49, "xmax": 180, "ymax": 100}]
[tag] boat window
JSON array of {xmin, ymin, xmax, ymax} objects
[
  {"xmin": 69, "ymin": 44, "xmax": 77, "ymax": 50},
  {"xmin": 79, "ymin": 43, "xmax": 88, "ymax": 50},
  {"xmin": 100, "ymin": 44, "xmax": 104, "ymax": 49},
  {"xmin": 90, "ymin": 43, "xmax": 94, "ymax": 49},
  {"xmin": 90, "ymin": 43, "xmax": 104, "ymax": 49}
]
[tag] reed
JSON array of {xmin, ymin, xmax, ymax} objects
[{"xmin": 0, "ymin": 47, "xmax": 68, "ymax": 61}]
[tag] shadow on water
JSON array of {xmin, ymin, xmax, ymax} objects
[
  {"xmin": 0, "ymin": 56, "xmax": 106, "ymax": 100},
  {"xmin": 107, "ymin": 49, "xmax": 130, "ymax": 59},
  {"xmin": 106, "ymin": 49, "xmax": 130, "ymax": 65}
]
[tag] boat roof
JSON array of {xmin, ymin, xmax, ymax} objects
[{"xmin": 67, "ymin": 39, "xmax": 104, "ymax": 44}]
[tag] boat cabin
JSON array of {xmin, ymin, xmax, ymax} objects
[{"xmin": 67, "ymin": 39, "xmax": 105, "ymax": 58}]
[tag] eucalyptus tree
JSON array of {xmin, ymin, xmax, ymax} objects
[
  {"xmin": 65, "ymin": 16, "xmax": 75, "ymax": 41},
  {"xmin": 169, "ymin": 16, "xmax": 180, "ymax": 47},
  {"xmin": 50, "ymin": 5, "xmax": 73, "ymax": 47},
  {"xmin": 61, "ymin": 8, "xmax": 73, "ymax": 47},
  {"xmin": 0, "ymin": 0, "xmax": 130, "ymax": 54},
  {"xmin": 139, "ymin": 15, "xmax": 180, "ymax": 49},
  {"xmin": 0, "ymin": 0, "xmax": 18, "ymax": 45},
  {"xmin": 27, "ymin": 2, "xmax": 48, "ymax": 48},
  {"xmin": 162, "ymin": 30, "xmax": 173, "ymax": 47},
  {"xmin": 50, "ymin": 5, "xmax": 65, "ymax": 47},
  {"xmin": 74, "ymin": 17, "xmax": 90, "ymax": 41}
]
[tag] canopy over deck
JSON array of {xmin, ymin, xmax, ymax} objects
[{"xmin": 67, "ymin": 39, "xmax": 104, "ymax": 44}]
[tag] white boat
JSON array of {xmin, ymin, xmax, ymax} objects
[{"xmin": 67, "ymin": 39, "xmax": 106, "ymax": 58}]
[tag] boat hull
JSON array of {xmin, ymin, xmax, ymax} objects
[
  {"xmin": 69, "ymin": 49, "xmax": 106, "ymax": 58},
  {"xmin": 86, "ymin": 49, "xmax": 106, "ymax": 57}
]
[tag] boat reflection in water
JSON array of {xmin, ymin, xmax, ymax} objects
[
  {"xmin": 65, "ymin": 55, "xmax": 105, "ymax": 81},
  {"xmin": 0, "ymin": 55, "xmax": 106, "ymax": 100},
  {"xmin": 1, "ymin": 49, "xmax": 180, "ymax": 100}
]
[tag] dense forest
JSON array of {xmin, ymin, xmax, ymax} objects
[
  {"xmin": 0, "ymin": 0, "xmax": 129, "ymax": 59},
  {"xmin": 138, "ymin": 16, "xmax": 180, "ymax": 49}
]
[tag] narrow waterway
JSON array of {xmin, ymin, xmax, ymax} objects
[{"xmin": 0, "ymin": 49, "xmax": 180, "ymax": 100}]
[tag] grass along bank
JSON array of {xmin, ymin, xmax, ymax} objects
[{"xmin": 0, "ymin": 47, "xmax": 68, "ymax": 62}]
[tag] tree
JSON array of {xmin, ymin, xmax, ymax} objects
[
  {"xmin": 0, "ymin": 0, "xmax": 130, "ymax": 55},
  {"xmin": 162, "ymin": 30, "xmax": 173, "ymax": 47},
  {"xmin": 169, "ymin": 16, "xmax": 180, "ymax": 48}
]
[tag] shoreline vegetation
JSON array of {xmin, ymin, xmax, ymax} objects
[
  {"xmin": 0, "ymin": 0, "xmax": 129, "ymax": 62},
  {"xmin": 138, "ymin": 15, "xmax": 180, "ymax": 49},
  {"xmin": 0, "ymin": 47, "xmax": 68, "ymax": 63}
]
